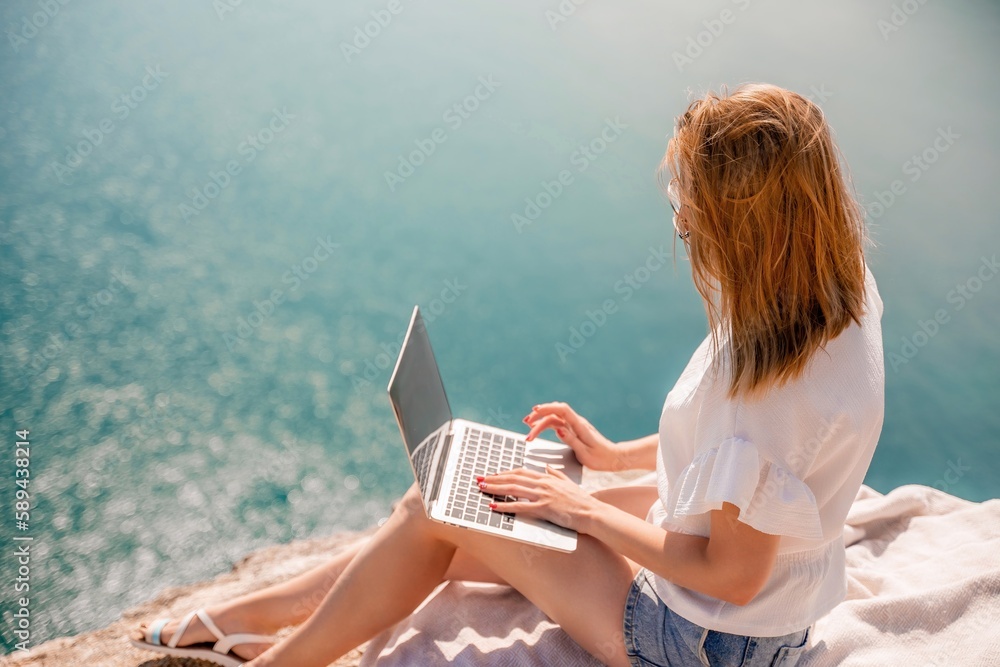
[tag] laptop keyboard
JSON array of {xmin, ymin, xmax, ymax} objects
[
  {"xmin": 411, "ymin": 431, "xmax": 439, "ymax": 494},
  {"xmin": 445, "ymin": 428, "xmax": 524, "ymax": 530}
]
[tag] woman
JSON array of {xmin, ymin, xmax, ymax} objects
[{"xmin": 130, "ymin": 82, "xmax": 884, "ymax": 666}]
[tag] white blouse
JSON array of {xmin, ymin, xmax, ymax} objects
[{"xmin": 645, "ymin": 263, "xmax": 885, "ymax": 637}]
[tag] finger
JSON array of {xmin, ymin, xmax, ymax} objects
[
  {"xmin": 526, "ymin": 402, "xmax": 570, "ymax": 423},
  {"xmin": 545, "ymin": 464, "xmax": 571, "ymax": 480},
  {"xmin": 524, "ymin": 415, "xmax": 568, "ymax": 441},
  {"xmin": 479, "ymin": 468, "xmax": 545, "ymax": 484},
  {"xmin": 488, "ymin": 499, "xmax": 537, "ymax": 515},
  {"xmin": 490, "ymin": 502, "xmax": 530, "ymax": 514},
  {"xmin": 527, "ymin": 402, "xmax": 587, "ymax": 438},
  {"xmin": 524, "ymin": 408, "xmax": 564, "ymax": 428},
  {"xmin": 476, "ymin": 474, "xmax": 536, "ymax": 491},
  {"xmin": 526, "ymin": 418, "xmax": 579, "ymax": 446},
  {"xmin": 553, "ymin": 424, "xmax": 580, "ymax": 443},
  {"xmin": 478, "ymin": 482, "xmax": 536, "ymax": 499}
]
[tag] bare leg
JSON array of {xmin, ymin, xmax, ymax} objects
[
  {"xmin": 131, "ymin": 518, "xmax": 508, "ymax": 660},
  {"xmin": 132, "ymin": 485, "xmax": 655, "ymax": 663},
  {"xmin": 243, "ymin": 483, "xmax": 657, "ymax": 667}
]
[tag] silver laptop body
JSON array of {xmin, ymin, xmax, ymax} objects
[{"xmin": 387, "ymin": 305, "xmax": 581, "ymax": 552}]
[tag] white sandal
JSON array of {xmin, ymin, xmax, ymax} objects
[{"xmin": 129, "ymin": 607, "xmax": 277, "ymax": 667}]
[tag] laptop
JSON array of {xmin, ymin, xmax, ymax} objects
[{"xmin": 387, "ymin": 305, "xmax": 582, "ymax": 552}]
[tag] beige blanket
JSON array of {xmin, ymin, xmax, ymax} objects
[{"xmin": 361, "ymin": 475, "xmax": 1000, "ymax": 666}]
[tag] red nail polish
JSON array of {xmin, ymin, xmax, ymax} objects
[
  {"xmin": 476, "ymin": 476, "xmax": 484, "ymax": 482},
  {"xmin": 489, "ymin": 503, "xmax": 497, "ymax": 510}
]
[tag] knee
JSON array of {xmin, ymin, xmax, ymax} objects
[{"xmin": 395, "ymin": 481, "xmax": 426, "ymax": 517}]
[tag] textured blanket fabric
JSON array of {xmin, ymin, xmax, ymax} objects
[
  {"xmin": 360, "ymin": 476, "xmax": 1000, "ymax": 666},
  {"xmin": 801, "ymin": 484, "xmax": 1000, "ymax": 666}
]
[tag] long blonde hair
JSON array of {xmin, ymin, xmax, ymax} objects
[{"xmin": 659, "ymin": 83, "xmax": 872, "ymax": 401}]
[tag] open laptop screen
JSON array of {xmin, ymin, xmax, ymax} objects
[{"xmin": 387, "ymin": 306, "xmax": 453, "ymax": 462}]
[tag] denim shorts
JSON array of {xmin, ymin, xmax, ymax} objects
[{"xmin": 622, "ymin": 568, "xmax": 811, "ymax": 667}]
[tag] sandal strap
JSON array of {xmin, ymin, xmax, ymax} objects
[
  {"xmin": 214, "ymin": 632, "xmax": 278, "ymax": 656},
  {"xmin": 167, "ymin": 610, "xmax": 199, "ymax": 648},
  {"xmin": 148, "ymin": 607, "xmax": 275, "ymax": 654},
  {"xmin": 148, "ymin": 618, "xmax": 170, "ymax": 646},
  {"xmin": 195, "ymin": 608, "xmax": 226, "ymax": 642}
]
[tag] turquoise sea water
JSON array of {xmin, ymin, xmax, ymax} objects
[{"xmin": 1, "ymin": 0, "xmax": 998, "ymax": 652}]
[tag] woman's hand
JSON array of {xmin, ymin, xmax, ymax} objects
[
  {"xmin": 523, "ymin": 401, "xmax": 618, "ymax": 472},
  {"xmin": 477, "ymin": 465, "xmax": 598, "ymax": 534}
]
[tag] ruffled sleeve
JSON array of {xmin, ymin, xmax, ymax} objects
[{"xmin": 665, "ymin": 436, "xmax": 824, "ymax": 540}]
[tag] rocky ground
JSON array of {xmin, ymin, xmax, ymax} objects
[{"xmin": 0, "ymin": 526, "xmax": 380, "ymax": 667}]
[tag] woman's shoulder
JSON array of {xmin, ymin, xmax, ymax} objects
[
  {"xmin": 726, "ymin": 277, "xmax": 884, "ymax": 446},
  {"xmin": 863, "ymin": 262, "xmax": 884, "ymax": 319},
  {"xmin": 812, "ymin": 263, "xmax": 885, "ymax": 388},
  {"xmin": 685, "ymin": 264, "xmax": 885, "ymax": 435}
]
